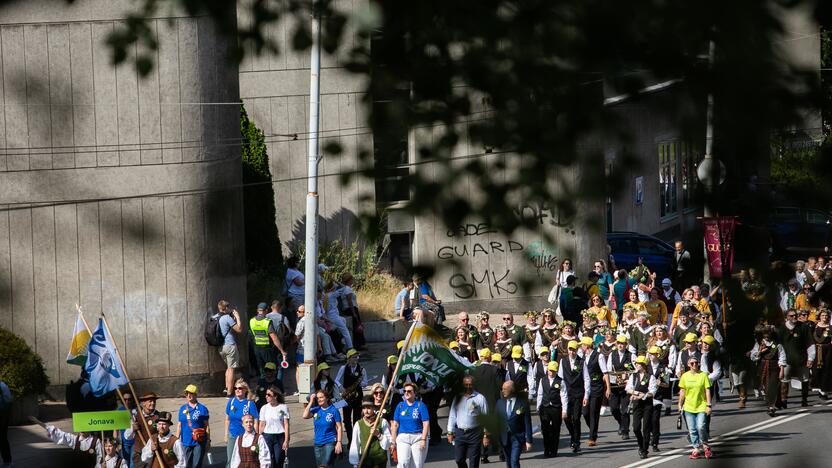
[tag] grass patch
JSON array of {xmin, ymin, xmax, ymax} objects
[{"xmin": 356, "ymin": 272, "xmax": 401, "ymax": 322}]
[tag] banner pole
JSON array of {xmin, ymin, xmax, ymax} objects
[
  {"xmin": 100, "ymin": 313, "xmax": 165, "ymax": 467},
  {"xmin": 358, "ymin": 321, "xmax": 419, "ymax": 468},
  {"xmin": 76, "ymin": 306, "xmax": 148, "ymax": 448}
]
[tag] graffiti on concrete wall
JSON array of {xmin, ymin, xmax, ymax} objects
[{"xmin": 437, "ymin": 221, "xmax": 560, "ymax": 299}]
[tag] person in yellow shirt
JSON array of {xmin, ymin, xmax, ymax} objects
[
  {"xmin": 643, "ymin": 288, "xmax": 668, "ymax": 327},
  {"xmin": 587, "ymin": 294, "xmax": 617, "ymax": 328},
  {"xmin": 670, "ymin": 288, "xmax": 696, "ymax": 328},
  {"xmin": 623, "ymin": 290, "xmax": 645, "ymax": 316},
  {"xmin": 678, "ymin": 356, "xmax": 713, "ymax": 459}
]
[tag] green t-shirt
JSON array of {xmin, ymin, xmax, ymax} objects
[{"xmin": 679, "ymin": 371, "xmax": 711, "ymax": 413}]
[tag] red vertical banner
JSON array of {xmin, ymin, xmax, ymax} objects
[{"xmin": 703, "ymin": 217, "xmax": 737, "ymax": 279}]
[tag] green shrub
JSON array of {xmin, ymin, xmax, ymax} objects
[{"xmin": 0, "ymin": 327, "xmax": 49, "ymax": 398}]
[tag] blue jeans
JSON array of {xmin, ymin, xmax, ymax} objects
[
  {"xmin": 225, "ymin": 435, "xmax": 237, "ymax": 468},
  {"xmin": 264, "ymin": 433, "xmax": 286, "ymax": 467},
  {"xmin": 314, "ymin": 443, "xmax": 336, "ymax": 467},
  {"xmin": 501, "ymin": 435, "xmax": 522, "ymax": 468},
  {"xmin": 684, "ymin": 411, "xmax": 708, "ymax": 449},
  {"xmin": 183, "ymin": 442, "xmax": 206, "ymax": 468}
]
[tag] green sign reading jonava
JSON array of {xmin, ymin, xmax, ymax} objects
[{"xmin": 72, "ymin": 410, "xmax": 132, "ymax": 432}]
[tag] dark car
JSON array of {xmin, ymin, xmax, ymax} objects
[
  {"xmin": 767, "ymin": 206, "xmax": 832, "ymax": 261},
  {"xmin": 607, "ymin": 232, "xmax": 675, "ymax": 279}
]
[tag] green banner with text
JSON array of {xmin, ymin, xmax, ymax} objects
[{"xmin": 72, "ymin": 410, "xmax": 132, "ymax": 432}]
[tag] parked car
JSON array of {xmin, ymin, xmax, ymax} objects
[
  {"xmin": 607, "ymin": 232, "xmax": 675, "ymax": 279},
  {"xmin": 767, "ymin": 206, "xmax": 832, "ymax": 261}
]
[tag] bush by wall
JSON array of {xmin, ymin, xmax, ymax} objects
[{"xmin": 0, "ymin": 327, "xmax": 49, "ymax": 398}]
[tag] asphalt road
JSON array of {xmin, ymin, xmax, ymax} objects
[{"xmin": 420, "ymin": 389, "xmax": 832, "ymax": 468}]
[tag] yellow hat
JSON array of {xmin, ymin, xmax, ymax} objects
[
  {"xmin": 449, "ymin": 341, "xmax": 460, "ymax": 349},
  {"xmin": 346, "ymin": 349, "xmax": 360, "ymax": 359},
  {"xmin": 538, "ymin": 346, "xmax": 550, "ymax": 355},
  {"xmin": 397, "ymin": 340, "xmax": 405, "ymax": 350},
  {"xmin": 478, "ymin": 348, "xmax": 492, "ymax": 359},
  {"xmin": 567, "ymin": 340, "xmax": 579, "ymax": 350},
  {"xmin": 547, "ymin": 361, "xmax": 559, "ymax": 372},
  {"xmin": 580, "ymin": 336, "xmax": 594, "ymax": 346},
  {"xmin": 317, "ymin": 362, "xmax": 330, "ymax": 372},
  {"xmin": 183, "ymin": 384, "xmax": 198, "ymax": 395},
  {"xmin": 683, "ymin": 332, "xmax": 698, "ymax": 343},
  {"xmin": 491, "ymin": 353, "xmax": 502, "ymax": 362},
  {"xmin": 701, "ymin": 335, "xmax": 715, "ymax": 345},
  {"xmin": 511, "ymin": 345, "xmax": 523, "ymax": 358},
  {"xmin": 387, "ymin": 355, "xmax": 398, "ymax": 365},
  {"xmin": 264, "ymin": 362, "xmax": 277, "ymax": 370},
  {"xmin": 634, "ymin": 355, "xmax": 649, "ymax": 365},
  {"xmin": 616, "ymin": 335, "xmax": 628, "ymax": 344},
  {"xmin": 648, "ymin": 346, "xmax": 661, "ymax": 355}
]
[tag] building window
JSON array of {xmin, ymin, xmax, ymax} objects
[
  {"xmin": 658, "ymin": 141, "xmax": 677, "ymax": 218},
  {"xmin": 371, "ymin": 30, "xmax": 410, "ymax": 205},
  {"xmin": 679, "ymin": 142, "xmax": 701, "ymax": 209}
]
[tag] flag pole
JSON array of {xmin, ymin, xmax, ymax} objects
[
  {"xmin": 99, "ymin": 312, "xmax": 165, "ymax": 467},
  {"xmin": 358, "ymin": 320, "xmax": 419, "ymax": 468}
]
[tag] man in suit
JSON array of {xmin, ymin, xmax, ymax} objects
[
  {"xmin": 671, "ymin": 241, "xmax": 693, "ymax": 290},
  {"xmin": 496, "ymin": 381, "xmax": 533, "ymax": 468},
  {"xmin": 472, "ymin": 348, "xmax": 502, "ymax": 463}
]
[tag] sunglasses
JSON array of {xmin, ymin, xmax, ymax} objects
[
  {"xmin": 786, "ymin": 315, "xmax": 796, "ymax": 318},
  {"xmin": 503, "ymin": 317, "xmax": 512, "ymax": 321},
  {"xmin": 235, "ymin": 387, "xmax": 246, "ymax": 390},
  {"xmin": 404, "ymin": 390, "xmax": 414, "ymax": 394},
  {"xmin": 266, "ymin": 393, "xmax": 275, "ymax": 397},
  {"xmin": 460, "ymin": 318, "xmax": 469, "ymax": 321},
  {"xmin": 373, "ymin": 391, "xmax": 383, "ymax": 395}
]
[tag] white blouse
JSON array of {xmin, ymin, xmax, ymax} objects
[
  {"xmin": 230, "ymin": 432, "xmax": 271, "ymax": 468},
  {"xmin": 260, "ymin": 403, "xmax": 290, "ymax": 434}
]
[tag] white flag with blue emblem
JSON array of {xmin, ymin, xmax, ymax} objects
[{"xmin": 84, "ymin": 318, "xmax": 129, "ymax": 396}]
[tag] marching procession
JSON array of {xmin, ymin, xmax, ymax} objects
[{"xmin": 13, "ymin": 248, "xmax": 832, "ymax": 468}]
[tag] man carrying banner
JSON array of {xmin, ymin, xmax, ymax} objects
[
  {"xmin": 128, "ymin": 393, "xmax": 161, "ymax": 468},
  {"xmin": 140, "ymin": 411, "xmax": 185, "ymax": 467}
]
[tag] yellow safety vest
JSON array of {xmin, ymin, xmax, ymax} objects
[{"xmin": 249, "ymin": 316, "xmax": 271, "ymax": 346}]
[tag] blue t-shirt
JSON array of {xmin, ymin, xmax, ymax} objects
[
  {"xmin": 393, "ymin": 400, "xmax": 429, "ymax": 434},
  {"xmin": 310, "ymin": 405, "xmax": 341, "ymax": 445},
  {"xmin": 417, "ymin": 282, "xmax": 435, "ymax": 305},
  {"xmin": 219, "ymin": 314, "xmax": 236, "ymax": 345},
  {"xmin": 225, "ymin": 398, "xmax": 258, "ymax": 438},
  {"xmin": 394, "ymin": 288, "xmax": 410, "ymax": 312},
  {"xmin": 178, "ymin": 402, "xmax": 210, "ymax": 446}
]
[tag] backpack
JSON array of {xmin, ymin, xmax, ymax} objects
[
  {"xmin": 272, "ymin": 314, "xmax": 291, "ymax": 348},
  {"xmin": 204, "ymin": 313, "xmax": 228, "ymax": 347}
]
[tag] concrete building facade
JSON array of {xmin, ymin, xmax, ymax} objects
[{"xmin": 0, "ymin": 0, "xmax": 246, "ymax": 391}]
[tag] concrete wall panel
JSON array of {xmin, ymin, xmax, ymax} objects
[
  {"xmin": 54, "ymin": 204, "xmax": 80, "ymax": 384},
  {"xmin": 91, "ymin": 22, "xmax": 119, "ymax": 166},
  {"xmin": 47, "ymin": 24, "xmax": 75, "ymax": 169},
  {"xmin": 141, "ymin": 197, "xmax": 169, "ymax": 377},
  {"xmin": 69, "ymin": 22, "xmax": 97, "ymax": 168},
  {"xmin": 0, "ymin": 207, "xmax": 12, "ymax": 330},
  {"xmin": 24, "ymin": 24, "xmax": 53, "ymax": 170},
  {"xmin": 0, "ymin": 0, "xmax": 245, "ymax": 390},
  {"xmin": 32, "ymin": 206, "xmax": 59, "ymax": 381},
  {"xmin": 163, "ymin": 196, "xmax": 188, "ymax": 376},
  {"xmin": 9, "ymin": 208, "xmax": 35, "ymax": 343},
  {"xmin": 2, "ymin": 26, "xmax": 30, "ymax": 171}
]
